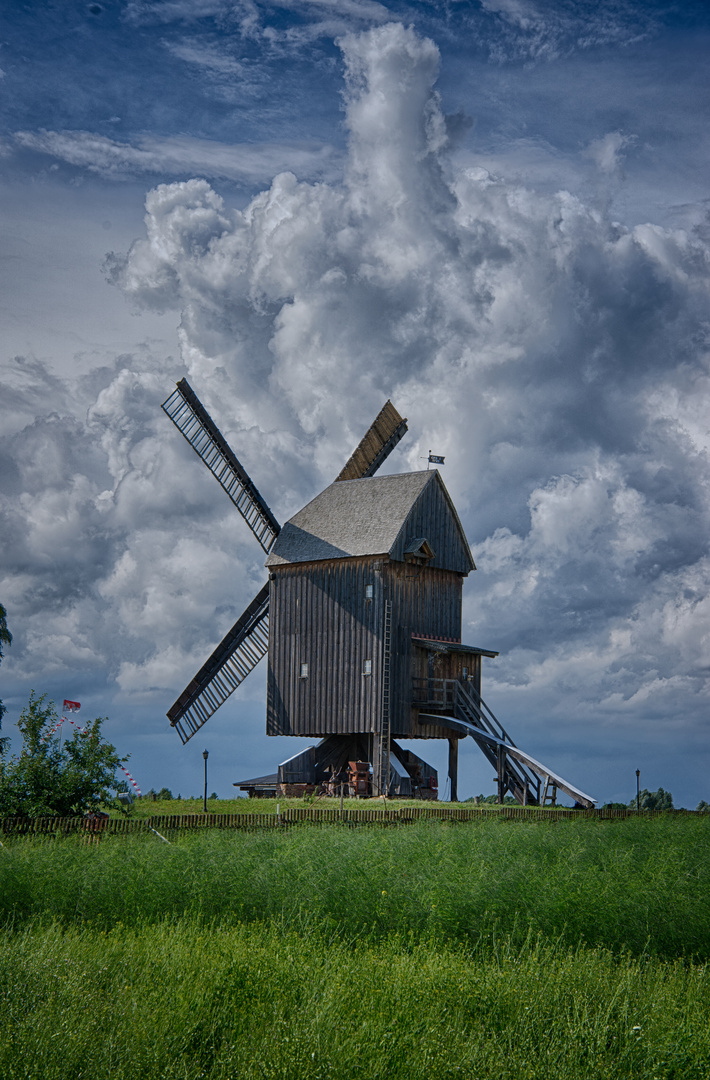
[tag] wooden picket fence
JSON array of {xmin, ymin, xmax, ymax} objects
[{"xmin": 0, "ymin": 804, "xmax": 704, "ymax": 840}]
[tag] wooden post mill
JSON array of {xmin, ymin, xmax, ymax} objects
[{"xmin": 162, "ymin": 380, "xmax": 595, "ymax": 807}]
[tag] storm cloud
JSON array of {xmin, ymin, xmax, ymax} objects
[{"xmin": 1, "ymin": 18, "xmax": 708, "ymax": 801}]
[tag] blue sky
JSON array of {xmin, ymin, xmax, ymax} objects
[{"xmin": 1, "ymin": 0, "xmax": 709, "ymax": 805}]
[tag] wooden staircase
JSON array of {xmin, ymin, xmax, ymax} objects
[
  {"xmin": 452, "ymin": 680, "xmax": 540, "ymax": 805},
  {"xmin": 414, "ymin": 676, "xmax": 596, "ymax": 808}
]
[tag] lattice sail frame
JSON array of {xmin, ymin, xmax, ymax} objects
[
  {"xmin": 162, "ymin": 379, "xmax": 280, "ymax": 554},
  {"xmin": 335, "ymin": 400, "xmax": 408, "ymax": 482},
  {"xmin": 167, "ymin": 585, "xmax": 269, "ymax": 744},
  {"xmin": 163, "ymin": 386, "xmax": 407, "ymax": 743}
]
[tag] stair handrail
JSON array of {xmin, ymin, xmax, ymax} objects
[
  {"xmin": 453, "ymin": 680, "xmax": 540, "ymax": 802},
  {"xmin": 456, "ymin": 677, "xmax": 515, "ymax": 746}
]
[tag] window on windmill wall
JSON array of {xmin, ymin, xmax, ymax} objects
[
  {"xmin": 300, "ymin": 663, "xmax": 309, "ymax": 679},
  {"xmin": 365, "ymin": 584, "xmax": 374, "ymax": 600},
  {"xmin": 363, "ymin": 659, "xmax": 372, "ymax": 676}
]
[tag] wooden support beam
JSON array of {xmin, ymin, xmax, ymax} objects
[{"xmin": 448, "ymin": 736, "xmax": 458, "ymax": 803}]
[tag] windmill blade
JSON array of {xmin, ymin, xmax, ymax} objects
[
  {"xmin": 167, "ymin": 584, "xmax": 269, "ymax": 744},
  {"xmin": 166, "ymin": 395, "xmax": 406, "ymax": 741},
  {"xmin": 335, "ymin": 400, "xmax": 408, "ymax": 481},
  {"xmin": 162, "ymin": 379, "xmax": 280, "ymax": 553}
]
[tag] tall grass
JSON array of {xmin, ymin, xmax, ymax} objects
[
  {"xmin": 0, "ymin": 920, "xmax": 708, "ymax": 1080},
  {"xmin": 2, "ymin": 816, "xmax": 709, "ymax": 958}
]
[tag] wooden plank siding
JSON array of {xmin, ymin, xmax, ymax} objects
[
  {"xmin": 389, "ymin": 470, "xmax": 473, "ymax": 575},
  {"xmin": 267, "ymin": 557, "xmax": 386, "ymax": 736},
  {"xmin": 411, "ymin": 649, "xmax": 482, "ymax": 692},
  {"xmin": 382, "ymin": 562, "xmax": 463, "ymax": 739},
  {"xmin": 267, "ymin": 557, "xmax": 467, "ymax": 739},
  {"xmin": 266, "ymin": 468, "xmax": 476, "ymax": 741}
]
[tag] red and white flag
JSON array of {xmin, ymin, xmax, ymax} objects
[{"xmin": 62, "ymin": 700, "xmax": 81, "ymax": 713}]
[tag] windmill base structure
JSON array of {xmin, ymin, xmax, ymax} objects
[{"xmin": 162, "ymin": 380, "xmax": 596, "ymax": 808}]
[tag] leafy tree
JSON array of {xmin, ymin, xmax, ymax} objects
[
  {"xmin": 157, "ymin": 787, "xmax": 173, "ymax": 801},
  {"xmin": 0, "ymin": 604, "xmax": 11, "ymax": 758},
  {"xmin": 697, "ymin": 800, "xmax": 709, "ymax": 813},
  {"xmin": 628, "ymin": 787, "xmax": 674, "ymax": 812},
  {"xmin": 0, "ymin": 691, "xmax": 126, "ymax": 816}
]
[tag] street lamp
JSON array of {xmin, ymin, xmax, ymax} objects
[
  {"xmin": 203, "ymin": 749, "xmax": 209, "ymax": 813},
  {"xmin": 636, "ymin": 768, "xmax": 640, "ymax": 812}
]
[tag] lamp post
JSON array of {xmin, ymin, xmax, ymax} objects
[
  {"xmin": 203, "ymin": 749, "xmax": 209, "ymax": 813},
  {"xmin": 636, "ymin": 768, "xmax": 640, "ymax": 812}
]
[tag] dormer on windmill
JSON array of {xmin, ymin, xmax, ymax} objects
[
  {"xmin": 403, "ymin": 538, "xmax": 435, "ymax": 564},
  {"xmin": 161, "ymin": 381, "xmax": 596, "ymax": 808}
]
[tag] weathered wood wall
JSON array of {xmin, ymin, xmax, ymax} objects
[
  {"xmin": 267, "ymin": 557, "xmax": 385, "ymax": 736},
  {"xmin": 267, "ymin": 557, "xmax": 467, "ymax": 738},
  {"xmin": 383, "ymin": 563, "xmax": 463, "ymax": 738},
  {"xmin": 388, "ymin": 471, "xmax": 473, "ymax": 574}
]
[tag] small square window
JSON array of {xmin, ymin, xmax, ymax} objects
[
  {"xmin": 365, "ymin": 584, "xmax": 374, "ymax": 600},
  {"xmin": 462, "ymin": 667, "xmax": 468, "ymax": 679},
  {"xmin": 300, "ymin": 663, "xmax": 309, "ymax": 678},
  {"xmin": 363, "ymin": 659, "xmax": 372, "ymax": 676}
]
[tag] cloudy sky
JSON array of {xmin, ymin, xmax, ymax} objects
[{"xmin": 1, "ymin": 0, "xmax": 708, "ymax": 805}]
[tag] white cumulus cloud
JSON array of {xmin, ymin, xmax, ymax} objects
[{"xmin": 2, "ymin": 22, "xmax": 709, "ymax": 798}]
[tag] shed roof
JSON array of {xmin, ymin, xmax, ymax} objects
[
  {"xmin": 266, "ymin": 470, "xmax": 474, "ymax": 574},
  {"xmin": 412, "ymin": 636, "xmax": 499, "ymax": 659},
  {"xmin": 233, "ymin": 773, "xmax": 278, "ymax": 788}
]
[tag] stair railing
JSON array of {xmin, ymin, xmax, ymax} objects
[{"xmin": 452, "ymin": 679, "xmax": 541, "ymax": 805}]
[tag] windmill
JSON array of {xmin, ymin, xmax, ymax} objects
[{"xmin": 162, "ymin": 379, "xmax": 595, "ymax": 807}]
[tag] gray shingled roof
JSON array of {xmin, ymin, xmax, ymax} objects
[{"xmin": 266, "ymin": 471, "xmax": 437, "ymax": 567}]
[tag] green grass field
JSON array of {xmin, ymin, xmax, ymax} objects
[{"xmin": 1, "ymin": 816, "xmax": 708, "ymax": 1078}]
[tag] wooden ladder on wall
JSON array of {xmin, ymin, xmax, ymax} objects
[{"xmin": 373, "ymin": 600, "xmax": 392, "ymax": 797}]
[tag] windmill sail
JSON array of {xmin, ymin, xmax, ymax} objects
[
  {"xmin": 167, "ymin": 584, "xmax": 270, "ymax": 743},
  {"xmin": 166, "ymin": 395, "xmax": 408, "ymax": 743},
  {"xmin": 162, "ymin": 379, "xmax": 280, "ymax": 553},
  {"xmin": 335, "ymin": 400, "xmax": 408, "ymax": 482}
]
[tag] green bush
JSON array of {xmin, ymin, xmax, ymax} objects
[
  {"xmin": 629, "ymin": 787, "xmax": 674, "ymax": 811},
  {"xmin": 0, "ymin": 691, "xmax": 125, "ymax": 816}
]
